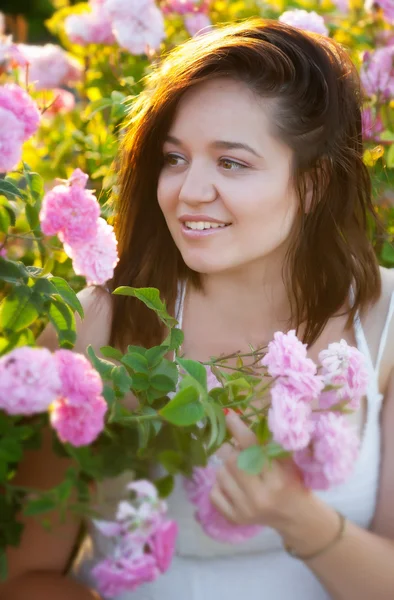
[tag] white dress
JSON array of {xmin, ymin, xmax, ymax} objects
[{"xmin": 71, "ymin": 290, "xmax": 394, "ymax": 600}]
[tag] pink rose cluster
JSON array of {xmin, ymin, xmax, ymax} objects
[
  {"xmin": 16, "ymin": 43, "xmax": 83, "ymax": 91},
  {"xmin": 365, "ymin": 0, "xmax": 394, "ymax": 23},
  {"xmin": 278, "ymin": 9, "xmax": 329, "ymax": 36},
  {"xmin": 65, "ymin": 0, "xmax": 166, "ymax": 56},
  {"xmin": 39, "ymin": 168, "xmax": 119, "ymax": 285},
  {"xmin": 360, "ymin": 46, "xmax": 394, "ymax": 101},
  {"xmin": 0, "ymin": 83, "xmax": 40, "ymax": 172},
  {"xmin": 92, "ymin": 480, "xmax": 178, "ymax": 597},
  {"xmin": 362, "ymin": 106, "xmax": 384, "ymax": 141},
  {"xmin": 161, "ymin": 0, "xmax": 212, "ymax": 36},
  {"xmin": 0, "ymin": 346, "xmax": 107, "ymax": 446},
  {"xmin": 262, "ymin": 331, "xmax": 367, "ymax": 490}
]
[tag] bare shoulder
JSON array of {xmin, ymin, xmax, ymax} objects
[{"xmin": 37, "ymin": 285, "xmax": 113, "ymax": 356}]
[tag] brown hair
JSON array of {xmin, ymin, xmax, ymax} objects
[{"xmin": 108, "ymin": 18, "xmax": 381, "ymax": 351}]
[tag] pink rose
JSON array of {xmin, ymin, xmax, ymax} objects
[{"xmin": 149, "ymin": 519, "xmax": 178, "ymax": 573}]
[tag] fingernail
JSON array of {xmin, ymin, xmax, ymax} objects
[{"xmin": 223, "ymin": 408, "xmax": 230, "ymax": 415}]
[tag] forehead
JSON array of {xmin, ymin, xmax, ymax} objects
[{"xmin": 169, "ymin": 78, "xmax": 275, "ymax": 141}]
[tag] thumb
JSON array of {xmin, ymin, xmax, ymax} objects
[{"xmin": 225, "ymin": 410, "xmax": 257, "ymax": 450}]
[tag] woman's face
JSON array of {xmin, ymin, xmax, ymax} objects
[{"xmin": 157, "ymin": 78, "xmax": 299, "ymax": 275}]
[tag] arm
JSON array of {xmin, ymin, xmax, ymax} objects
[
  {"xmin": 280, "ymin": 367, "xmax": 394, "ymax": 600},
  {"xmin": 0, "ymin": 286, "xmax": 113, "ymax": 600}
]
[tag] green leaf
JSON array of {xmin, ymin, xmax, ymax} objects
[
  {"xmin": 0, "ymin": 206, "xmax": 11, "ymax": 233},
  {"xmin": 151, "ymin": 359, "xmax": 179, "ymax": 387},
  {"xmin": 150, "ymin": 374, "xmax": 176, "ymax": 393},
  {"xmin": 25, "ymin": 172, "xmax": 44, "ymax": 204},
  {"xmin": 154, "ymin": 474, "xmax": 174, "ymax": 498},
  {"xmin": 159, "ymin": 386, "xmax": 204, "ymax": 426},
  {"xmin": 158, "ymin": 450, "xmax": 183, "ymax": 474},
  {"xmin": 237, "ymin": 445, "xmax": 266, "ymax": 475},
  {"xmin": 112, "ymin": 365, "xmax": 133, "ymax": 394},
  {"xmin": 176, "ymin": 357, "xmax": 207, "ymax": 388},
  {"xmin": 164, "ymin": 327, "xmax": 184, "ymax": 351},
  {"xmin": 145, "ymin": 345, "xmax": 169, "ymax": 368},
  {"xmin": 32, "ymin": 278, "xmax": 57, "ymax": 296},
  {"xmin": 254, "ymin": 418, "xmax": 271, "ymax": 445},
  {"xmin": 0, "ymin": 179, "xmax": 22, "ymax": 201},
  {"xmin": 0, "ymin": 437, "xmax": 23, "ymax": 462},
  {"xmin": 49, "ymin": 277, "xmax": 84, "ymax": 318},
  {"xmin": 381, "ymin": 241, "xmax": 394, "ymax": 265},
  {"xmin": 113, "ymin": 287, "xmax": 177, "ymax": 327},
  {"xmin": 25, "ymin": 203, "xmax": 40, "ymax": 230},
  {"xmin": 130, "ymin": 372, "xmax": 150, "ymax": 391},
  {"xmin": 0, "ymin": 257, "xmax": 29, "ymax": 284},
  {"xmin": 23, "ymin": 497, "xmax": 58, "ymax": 517},
  {"xmin": 224, "ymin": 377, "xmax": 251, "ymax": 390},
  {"xmin": 87, "ymin": 345, "xmax": 114, "ymax": 378},
  {"xmin": 122, "ymin": 352, "xmax": 149, "ymax": 373},
  {"xmin": 0, "ymin": 287, "xmax": 39, "ymax": 333},
  {"xmin": 48, "ymin": 299, "xmax": 76, "ymax": 348},
  {"xmin": 380, "ymin": 130, "xmax": 394, "ymax": 142},
  {"xmin": 0, "ymin": 328, "xmax": 35, "ymax": 356},
  {"xmin": 100, "ymin": 346, "xmax": 123, "ymax": 361},
  {"xmin": 387, "ymin": 144, "xmax": 394, "ymax": 169},
  {"xmin": 84, "ymin": 97, "xmax": 113, "ymax": 119},
  {"xmin": 266, "ymin": 442, "xmax": 289, "ymax": 459}
]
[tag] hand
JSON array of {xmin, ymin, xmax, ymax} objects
[{"xmin": 209, "ymin": 410, "xmax": 311, "ymax": 534}]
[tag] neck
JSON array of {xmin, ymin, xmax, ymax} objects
[{"xmin": 196, "ymin": 257, "xmax": 292, "ymax": 344}]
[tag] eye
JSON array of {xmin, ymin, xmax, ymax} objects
[
  {"xmin": 163, "ymin": 153, "xmax": 187, "ymax": 167},
  {"xmin": 219, "ymin": 158, "xmax": 247, "ymax": 171}
]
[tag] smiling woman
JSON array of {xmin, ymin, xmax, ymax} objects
[{"xmin": 73, "ymin": 17, "xmax": 393, "ymax": 600}]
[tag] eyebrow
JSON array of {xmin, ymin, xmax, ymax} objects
[{"xmin": 165, "ymin": 135, "xmax": 262, "ymax": 158}]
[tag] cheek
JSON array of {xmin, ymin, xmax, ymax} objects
[{"xmin": 157, "ymin": 173, "xmax": 175, "ymax": 212}]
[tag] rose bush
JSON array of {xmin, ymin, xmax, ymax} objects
[{"xmin": 0, "ymin": 0, "xmax": 394, "ymax": 587}]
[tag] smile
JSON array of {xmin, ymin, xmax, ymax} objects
[{"xmin": 184, "ymin": 221, "xmax": 229, "ymax": 230}]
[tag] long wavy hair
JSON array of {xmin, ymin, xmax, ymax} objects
[{"xmin": 107, "ymin": 18, "xmax": 381, "ymax": 351}]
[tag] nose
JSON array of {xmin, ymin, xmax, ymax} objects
[{"xmin": 178, "ymin": 161, "xmax": 217, "ymax": 206}]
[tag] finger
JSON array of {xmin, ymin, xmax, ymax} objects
[
  {"xmin": 210, "ymin": 484, "xmax": 238, "ymax": 524},
  {"xmin": 225, "ymin": 410, "xmax": 257, "ymax": 450},
  {"xmin": 216, "ymin": 466, "xmax": 249, "ymax": 510}
]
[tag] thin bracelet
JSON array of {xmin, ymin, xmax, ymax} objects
[{"xmin": 284, "ymin": 511, "xmax": 346, "ymax": 561}]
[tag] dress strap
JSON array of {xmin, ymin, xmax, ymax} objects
[
  {"xmin": 175, "ymin": 281, "xmax": 186, "ymax": 328},
  {"xmin": 353, "ymin": 311, "xmax": 375, "ymax": 375},
  {"xmin": 375, "ymin": 291, "xmax": 394, "ymax": 374}
]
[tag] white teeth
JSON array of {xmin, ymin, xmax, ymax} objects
[{"xmin": 184, "ymin": 221, "xmax": 228, "ymax": 230}]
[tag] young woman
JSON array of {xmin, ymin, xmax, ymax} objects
[{"xmin": 2, "ymin": 18, "xmax": 394, "ymax": 600}]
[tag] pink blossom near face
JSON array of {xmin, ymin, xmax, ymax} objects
[
  {"xmin": 16, "ymin": 43, "xmax": 83, "ymax": 90},
  {"xmin": 50, "ymin": 393, "xmax": 107, "ymax": 446},
  {"xmin": 184, "ymin": 12, "xmax": 212, "ymax": 36},
  {"xmin": 0, "ymin": 347, "xmax": 61, "ymax": 415},
  {"xmin": 318, "ymin": 339, "xmax": 369, "ymax": 410},
  {"xmin": 54, "ymin": 349, "xmax": 103, "ymax": 406},
  {"xmin": 158, "ymin": 78, "xmax": 298, "ymax": 276},
  {"xmin": 45, "ymin": 89, "xmax": 76, "ymax": 116},
  {"xmin": 261, "ymin": 330, "xmax": 324, "ymax": 402},
  {"xmin": 278, "ymin": 9, "xmax": 329, "ymax": 36},
  {"xmin": 63, "ymin": 217, "xmax": 119, "ymax": 285},
  {"xmin": 365, "ymin": 0, "xmax": 394, "ymax": 23},
  {"xmin": 149, "ymin": 519, "xmax": 178, "ymax": 573},
  {"xmin": 40, "ymin": 181, "xmax": 100, "ymax": 247},
  {"xmin": 361, "ymin": 107, "xmax": 384, "ymax": 141},
  {"xmin": 112, "ymin": 4, "xmax": 165, "ymax": 55},
  {"xmin": 0, "ymin": 83, "xmax": 40, "ymax": 141},
  {"xmin": 65, "ymin": 6, "xmax": 115, "ymax": 46},
  {"xmin": 268, "ymin": 382, "xmax": 314, "ymax": 451},
  {"xmin": 0, "ymin": 106, "xmax": 24, "ymax": 172},
  {"xmin": 360, "ymin": 46, "xmax": 394, "ymax": 100}
]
